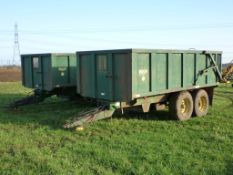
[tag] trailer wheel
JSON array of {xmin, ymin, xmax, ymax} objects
[
  {"xmin": 192, "ymin": 89, "xmax": 209, "ymax": 117},
  {"xmin": 169, "ymin": 91, "xmax": 193, "ymax": 121}
]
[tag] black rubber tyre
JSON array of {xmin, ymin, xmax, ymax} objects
[
  {"xmin": 169, "ymin": 91, "xmax": 193, "ymax": 121},
  {"xmin": 192, "ymin": 89, "xmax": 209, "ymax": 117}
]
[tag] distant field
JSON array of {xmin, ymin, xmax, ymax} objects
[
  {"xmin": 0, "ymin": 82, "xmax": 232, "ymax": 175},
  {"xmin": 0, "ymin": 67, "xmax": 21, "ymax": 82}
]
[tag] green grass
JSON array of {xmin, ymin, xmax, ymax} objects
[{"xmin": 0, "ymin": 82, "xmax": 233, "ymax": 175}]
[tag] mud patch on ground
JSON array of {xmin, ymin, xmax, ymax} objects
[{"xmin": 0, "ymin": 67, "xmax": 21, "ymax": 82}]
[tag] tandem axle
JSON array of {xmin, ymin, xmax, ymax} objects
[{"xmin": 64, "ymin": 87, "xmax": 214, "ymax": 129}]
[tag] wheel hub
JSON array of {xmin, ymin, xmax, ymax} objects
[
  {"xmin": 198, "ymin": 96, "xmax": 207, "ymax": 112},
  {"xmin": 181, "ymin": 99, "xmax": 191, "ymax": 114}
]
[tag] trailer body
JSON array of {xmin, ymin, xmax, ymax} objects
[
  {"xmin": 21, "ymin": 53, "xmax": 77, "ymax": 91},
  {"xmin": 61, "ymin": 49, "xmax": 223, "ymax": 128},
  {"xmin": 77, "ymin": 49, "xmax": 222, "ymax": 103}
]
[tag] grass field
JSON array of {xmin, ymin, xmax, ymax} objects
[{"xmin": 0, "ymin": 82, "xmax": 232, "ymax": 175}]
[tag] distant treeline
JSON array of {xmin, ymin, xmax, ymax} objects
[{"xmin": 0, "ymin": 65, "xmax": 21, "ymax": 69}]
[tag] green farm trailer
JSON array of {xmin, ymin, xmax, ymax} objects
[
  {"xmin": 9, "ymin": 53, "xmax": 77, "ymax": 108},
  {"xmin": 65, "ymin": 49, "xmax": 222, "ymax": 128}
]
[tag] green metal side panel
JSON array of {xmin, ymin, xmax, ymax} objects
[
  {"xmin": 76, "ymin": 49, "xmax": 222, "ymax": 103},
  {"xmin": 79, "ymin": 54, "xmax": 96, "ymax": 98},
  {"xmin": 52, "ymin": 55, "xmax": 69, "ymax": 87},
  {"xmin": 69, "ymin": 54, "xmax": 77, "ymax": 85},
  {"xmin": 132, "ymin": 52, "xmax": 137, "ymax": 98},
  {"xmin": 132, "ymin": 53, "xmax": 150, "ymax": 95},
  {"xmin": 22, "ymin": 56, "xmax": 33, "ymax": 88},
  {"xmin": 96, "ymin": 54, "xmax": 113, "ymax": 100},
  {"xmin": 183, "ymin": 54, "xmax": 195, "ymax": 87},
  {"xmin": 32, "ymin": 56, "xmax": 43, "ymax": 89},
  {"xmin": 169, "ymin": 54, "xmax": 182, "ymax": 89},
  {"xmin": 207, "ymin": 54, "xmax": 217, "ymax": 84},
  {"xmin": 77, "ymin": 51, "xmax": 132, "ymax": 102},
  {"xmin": 51, "ymin": 54, "xmax": 77, "ymax": 89},
  {"xmin": 21, "ymin": 53, "xmax": 76, "ymax": 91},
  {"xmin": 21, "ymin": 54, "xmax": 52, "ymax": 90},
  {"xmin": 196, "ymin": 53, "xmax": 207, "ymax": 86},
  {"xmin": 132, "ymin": 50, "xmax": 221, "ymax": 99},
  {"xmin": 42, "ymin": 56, "xmax": 52, "ymax": 90},
  {"xmin": 112, "ymin": 53, "xmax": 131, "ymax": 101},
  {"xmin": 151, "ymin": 53, "xmax": 168, "ymax": 92}
]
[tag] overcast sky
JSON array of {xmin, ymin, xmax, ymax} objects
[{"xmin": 0, "ymin": 0, "xmax": 233, "ymax": 64}]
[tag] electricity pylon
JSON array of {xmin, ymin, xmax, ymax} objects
[{"xmin": 13, "ymin": 23, "xmax": 20, "ymax": 65}]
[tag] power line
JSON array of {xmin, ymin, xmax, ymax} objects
[{"xmin": 1, "ymin": 22, "xmax": 233, "ymax": 34}]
